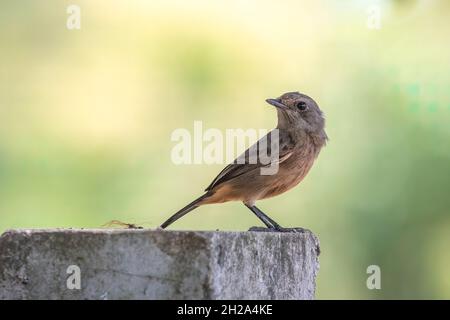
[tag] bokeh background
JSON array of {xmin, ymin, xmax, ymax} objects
[{"xmin": 1, "ymin": 0, "xmax": 449, "ymax": 299}]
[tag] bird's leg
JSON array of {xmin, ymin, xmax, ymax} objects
[
  {"xmin": 245, "ymin": 204, "xmax": 306, "ymax": 233},
  {"xmin": 245, "ymin": 204, "xmax": 282, "ymax": 229}
]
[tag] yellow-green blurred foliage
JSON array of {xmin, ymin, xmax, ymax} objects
[{"xmin": 1, "ymin": 0, "xmax": 449, "ymax": 299}]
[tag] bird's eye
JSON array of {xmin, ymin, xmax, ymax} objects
[{"xmin": 296, "ymin": 101, "xmax": 308, "ymax": 111}]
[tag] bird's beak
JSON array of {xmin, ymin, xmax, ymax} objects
[{"xmin": 266, "ymin": 98, "xmax": 288, "ymax": 110}]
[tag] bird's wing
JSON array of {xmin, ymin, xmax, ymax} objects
[{"xmin": 205, "ymin": 130, "xmax": 294, "ymax": 191}]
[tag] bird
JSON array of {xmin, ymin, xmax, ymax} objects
[{"xmin": 160, "ymin": 91, "xmax": 328, "ymax": 232}]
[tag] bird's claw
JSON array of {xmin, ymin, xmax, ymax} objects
[{"xmin": 248, "ymin": 226, "xmax": 306, "ymax": 233}]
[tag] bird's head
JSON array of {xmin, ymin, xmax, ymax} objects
[{"xmin": 266, "ymin": 92, "xmax": 325, "ymax": 135}]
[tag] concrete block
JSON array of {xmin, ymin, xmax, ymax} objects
[{"xmin": 0, "ymin": 229, "xmax": 320, "ymax": 299}]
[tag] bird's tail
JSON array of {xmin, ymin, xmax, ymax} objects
[{"xmin": 160, "ymin": 193, "xmax": 211, "ymax": 229}]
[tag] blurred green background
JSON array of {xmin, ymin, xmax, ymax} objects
[{"xmin": 1, "ymin": 0, "xmax": 449, "ymax": 299}]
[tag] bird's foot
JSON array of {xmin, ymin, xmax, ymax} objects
[{"xmin": 248, "ymin": 226, "xmax": 306, "ymax": 233}]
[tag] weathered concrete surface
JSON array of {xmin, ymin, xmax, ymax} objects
[{"xmin": 0, "ymin": 229, "xmax": 320, "ymax": 300}]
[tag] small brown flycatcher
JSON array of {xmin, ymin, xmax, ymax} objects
[{"xmin": 160, "ymin": 92, "xmax": 328, "ymax": 232}]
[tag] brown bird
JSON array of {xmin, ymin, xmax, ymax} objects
[{"xmin": 160, "ymin": 92, "xmax": 328, "ymax": 232}]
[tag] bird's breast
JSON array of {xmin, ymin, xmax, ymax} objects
[{"xmin": 258, "ymin": 141, "xmax": 318, "ymax": 200}]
